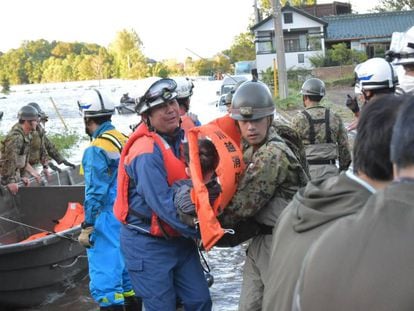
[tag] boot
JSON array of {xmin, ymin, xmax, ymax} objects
[
  {"xmin": 124, "ymin": 295, "xmax": 143, "ymax": 311},
  {"xmin": 100, "ymin": 305, "xmax": 125, "ymax": 311}
]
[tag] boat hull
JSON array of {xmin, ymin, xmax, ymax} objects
[{"xmin": 0, "ymin": 184, "xmax": 88, "ymax": 308}]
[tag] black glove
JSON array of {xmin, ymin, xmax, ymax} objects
[
  {"xmin": 174, "ymin": 184, "xmax": 197, "ymax": 227},
  {"xmin": 48, "ymin": 162, "xmax": 62, "ymax": 173},
  {"xmin": 345, "ymin": 94, "xmax": 360, "ymax": 114},
  {"xmin": 62, "ymin": 160, "xmax": 76, "ymax": 169}
]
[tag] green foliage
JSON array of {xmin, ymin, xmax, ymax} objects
[
  {"xmin": 275, "ymin": 93, "xmax": 303, "ymax": 110},
  {"xmin": 259, "ymin": 0, "xmax": 316, "ymax": 17},
  {"xmin": 224, "ymin": 32, "xmax": 255, "ymax": 63},
  {"xmin": 309, "ymin": 44, "xmax": 367, "ymax": 67},
  {"xmin": 1, "ymin": 76, "xmax": 10, "ymax": 94},
  {"xmin": 47, "ymin": 131, "xmax": 79, "ymax": 157},
  {"xmin": 374, "ymin": 0, "xmax": 414, "ymax": 11},
  {"xmin": 261, "ymin": 67, "xmax": 311, "ymax": 91}
]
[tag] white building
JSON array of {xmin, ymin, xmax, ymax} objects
[{"xmin": 251, "ymin": 4, "xmax": 327, "ymax": 74}]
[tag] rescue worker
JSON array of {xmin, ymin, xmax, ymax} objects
[
  {"xmin": 0, "ymin": 105, "xmax": 40, "ymax": 194},
  {"xmin": 292, "ymin": 78, "xmax": 351, "ymax": 180},
  {"xmin": 262, "ymin": 94, "xmax": 404, "ymax": 311},
  {"xmin": 389, "ymin": 26, "xmax": 414, "ymax": 93},
  {"xmin": 346, "ymin": 57, "xmax": 398, "ymax": 130},
  {"xmin": 292, "ymin": 95, "xmax": 414, "ymax": 311},
  {"xmin": 77, "ymin": 89, "xmax": 140, "ymax": 311},
  {"xmin": 114, "ymin": 78, "xmax": 212, "ymax": 311},
  {"xmin": 175, "ymin": 77, "xmax": 201, "ymax": 133},
  {"xmin": 219, "ymin": 81, "xmax": 308, "ymax": 311},
  {"xmin": 26, "ymin": 102, "xmax": 75, "ymax": 173}
]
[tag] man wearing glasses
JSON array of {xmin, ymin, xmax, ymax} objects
[{"xmin": 114, "ymin": 78, "xmax": 212, "ymax": 311}]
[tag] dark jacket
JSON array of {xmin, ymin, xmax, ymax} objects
[
  {"xmin": 262, "ymin": 171, "xmax": 374, "ymax": 311},
  {"xmin": 293, "ymin": 180, "xmax": 414, "ymax": 311}
]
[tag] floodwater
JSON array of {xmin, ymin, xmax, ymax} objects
[{"xmin": 0, "ymin": 78, "xmax": 245, "ymax": 311}]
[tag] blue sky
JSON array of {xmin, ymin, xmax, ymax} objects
[{"xmin": 0, "ymin": 0, "xmax": 380, "ymax": 61}]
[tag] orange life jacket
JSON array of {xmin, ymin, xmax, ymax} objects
[
  {"xmin": 114, "ymin": 123, "xmax": 188, "ymax": 238},
  {"xmin": 21, "ymin": 202, "xmax": 84, "ymax": 242},
  {"xmin": 187, "ymin": 123, "xmax": 245, "ymax": 250},
  {"xmin": 209, "ymin": 114, "xmax": 241, "ymax": 148},
  {"xmin": 180, "ymin": 115, "xmax": 197, "ymax": 135}
]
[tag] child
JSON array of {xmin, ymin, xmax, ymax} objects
[{"xmin": 173, "ymin": 139, "xmax": 221, "ymax": 227}]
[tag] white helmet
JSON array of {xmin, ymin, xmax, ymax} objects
[
  {"xmin": 175, "ymin": 77, "xmax": 194, "ymax": 99},
  {"xmin": 394, "ymin": 26, "xmax": 414, "ymax": 65},
  {"xmin": 135, "ymin": 78, "xmax": 178, "ymax": 115},
  {"xmin": 354, "ymin": 58, "xmax": 397, "ymax": 91},
  {"xmin": 78, "ymin": 89, "xmax": 115, "ymax": 118}
]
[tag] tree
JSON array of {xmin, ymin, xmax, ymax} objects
[
  {"xmin": 1, "ymin": 76, "xmax": 10, "ymax": 94},
  {"xmin": 259, "ymin": 0, "xmax": 316, "ymax": 17},
  {"xmin": 109, "ymin": 29, "xmax": 147, "ymax": 79},
  {"xmin": 224, "ymin": 32, "xmax": 256, "ymax": 63},
  {"xmin": 374, "ymin": 0, "xmax": 414, "ymax": 11}
]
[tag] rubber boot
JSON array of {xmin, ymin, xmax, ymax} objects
[
  {"xmin": 100, "ymin": 305, "xmax": 125, "ymax": 311},
  {"xmin": 124, "ymin": 296, "xmax": 143, "ymax": 311}
]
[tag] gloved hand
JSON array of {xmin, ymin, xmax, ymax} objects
[
  {"xmin": 174, "ymin": 184, "xmax": 197, "ymax": 227},
  {"xmin": 345, "ymin": 94, "xmax": 360, "ymax": 114},
  {"xmin": 62, "ymin": 160, "xmax": 76, "ymax": 169},
  {"xmin": 48, "ymin": 162, "xmax": 62, "ymax": 173},
  {"xmin": 78, "ymin": 225, "xmax": 94, "ymax": 248}
]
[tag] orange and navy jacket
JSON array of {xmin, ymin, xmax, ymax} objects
[{"xmin": 114, "ymin": 123, "xmax": 198, "ymax": 238}]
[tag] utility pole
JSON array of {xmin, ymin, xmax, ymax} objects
[{"xmin": 272, "ymin": 0, "xmax": 288, "ymax": 99}]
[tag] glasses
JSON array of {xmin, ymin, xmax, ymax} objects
[{"xmin": 141, "ymin": 78, "xmax": 177, "ymax": 104}]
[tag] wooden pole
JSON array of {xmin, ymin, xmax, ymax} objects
[
  {"xmin": 273, "ymin": 58, "xmax": 278, "ymax": 97},
  {"xmin": 49, "ymin": 97, "xmax": 69, "ymax": 131}
]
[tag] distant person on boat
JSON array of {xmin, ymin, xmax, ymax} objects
[
  {"xmin": 218, "ymin": 81, "xmax": 308, "ymax": 311},
  {"xmin": 77, "ymin": 89, "xmax": 141, "ymax": 311},
  {"xmin": 291, "ymin": 78, "xmax": 351, "ymax": 180},
  {"xmin": 114, "ymin": 78, "xmax": 212, "ymax": 311},
  {"xmin": 26, "ymin": 102, "xmax": 75, "ymax": 175},
  {"xmin": 175, "ymin": 77, "xmax": 201, "ymax": 133},
  {"xmin": 0, "ymin": 105, "xmax": 40, "ymax": 195}
]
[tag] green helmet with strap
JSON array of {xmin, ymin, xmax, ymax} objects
[
  {"xmin": 230, "ymin": 81, "xmax": 275, "ymax": 120},
  {"xmin": 300, "ymin": 78, "xmax": 326, "ymax": 97},
  {"xmin": 17, "ymin": 105, "xmax": 39, "ymax": 121}
]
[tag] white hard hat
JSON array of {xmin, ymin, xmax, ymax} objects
[
  {"xmin": 174, "ymin": 77, "xmax": 194, "ymax": 99},
  {"xmin": 395, "ymin": 26, "xmax": 414, "ymax": 65},
  {"xmin": 135, "ymin": 78, "xmax": 178, "ymax": 115},
  {"xmin": 354, "ymin": 58, "xmax": 397, "ymax": 90},
  {"xmin": 78, "ymin": 89, "xmax": 115, "ymax": 118}
]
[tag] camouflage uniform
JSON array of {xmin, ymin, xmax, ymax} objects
[
  {"xmin": 0, "ymin": 123, "xmax": 32, "ymax": 185},
  {"xmin": 28, "ymin": 125, "xmax": 65, "ymax": 166},
  {"xmin": 221, "ymin": 124, "xmax": 308, "ymax": 311},
  {"xmin": 292, "ymin": 106, "xmax": 351, "ymax": 180}
]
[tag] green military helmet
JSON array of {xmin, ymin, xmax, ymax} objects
[
  {"xmin": 300, "ymin": 78, "xmax": 326, "ymax": 97},
  {"xmin": 230, "ymin": 80, "xmax": 275, "ymax": 120},
  {"xmin": 28, "ymin": 102, "xmax": 48, "ymax": 121},
  {"xmin": 17, "ymin": 105, "xmax": 39, "ymax": 121}
]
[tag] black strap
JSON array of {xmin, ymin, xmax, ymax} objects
[
  {"xmin": 98, "ymin": 132, "xmax": 125, "ymax": 153},
  {"xmin": 325, "ymin": 109, "xmax": 332, "ymax": 143},
  {"xmin": 259, "ymin": 223, "xmax": 274, "ymax": 235},
  {"xmin": 308, "ymin": 159, "xmax": 336, "ymax": 165},
  {"xmin": 302, "ymin": 108, "xmax": 332, "ymax": 144}
]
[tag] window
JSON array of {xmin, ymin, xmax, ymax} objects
[
  {"xmin": 284, "ymin": 13, "xmax": 293, "ymax": 24},
  {"xmin": 256, "ymin": 31, "xmax": 274, "ymax": 54},
  {"xmin": 298, "ymin": 54, "xmax": 305, "ymax": 63},
  {"xmin": 284, "ymin": 33, "xmax": 307, "ymax": 52}
]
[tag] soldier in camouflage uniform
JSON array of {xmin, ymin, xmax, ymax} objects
[
  {"xmin": 27, "ymin": 102, "xmax": 75, "ymax": 172},
  {"xmin": 219, "ymin": 81, "xmax": 308, "ymax": 311},
  {"xmin": 0, "ymin": 105, "xmax": 40, "ymax": 194},
  {"xmin": 292, "ymin": 78, "xmax": 351, "ymax": 180}
]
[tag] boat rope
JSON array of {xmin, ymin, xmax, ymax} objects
[
  {"xmin": 0, "ymin": 215, "xmax": 79, "ymax": 242},
  {"xmin": 51, "ymin": 255, "xmax": 88, "ymax": 269}
]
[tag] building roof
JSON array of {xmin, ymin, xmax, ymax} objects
[
  {"xmin": 323, "ymin": 10, "xmax": 414, "ymax": 41},
  {"xmin": 251, "ymin": 4, "xmax": 327, "ymax": 31}
]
